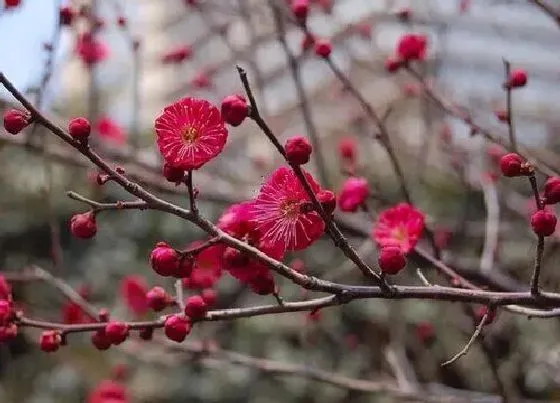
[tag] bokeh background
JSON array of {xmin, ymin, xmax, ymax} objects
[{"xmin": 2, "ymin": 0, "xmax": 560, "ymax": 402}]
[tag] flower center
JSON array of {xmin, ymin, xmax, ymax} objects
[
  {"xmin": 392, "ymin": 225, "xmax": 408, "ymax": 242},
  {"xmin": 181, "ymin": 126, "xmax": 199, "ymax": 145},
  {"xmin": 280, "ymin": 200, "xmax": 301, "ymax": 219}
]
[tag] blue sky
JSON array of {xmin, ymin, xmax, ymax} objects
[{"xmin": 0, "ymin": 0, "xmax": 64, "ymax": 96}]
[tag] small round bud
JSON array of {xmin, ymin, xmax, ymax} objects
[
  {"xmin": 3, "ymin": 109, "xmax": 30, "ymax": 135},
  {"xmin": 531, "ymin": 209, "xmax": 557, "ymax": 237},
  {"xmin": 476, "ymin": 305, "xmax": 497, "ymax": 325},
  {"xmin": 314, "ymin": 38, "xmax": 332, "ymax": 58},
  {"xmin": 91, "ymin": 329, "xmax": 112, "ymax": 350},
  {"xmin": 495, "ymin": 109, "xmax": 509, "ymax": 122},
  {"xmin": 499, "ymin": 153, "xmax": 527, "ymax": 177},
  {"xmin": 105, "ymin": 321, "xmax": 129, "ymax": 345},
  {"xmin": 544, "ymin": 176, "xmax": 560, "ymax": 205},
  {"xmin": 59, "ymin": 6, "xmax": 74, "ymax": 26},
  {"xmin": 291, "ymin": 0, "xmax": 309, "ymax": 23},
  {"xmin": 40, "ymin": 330, "xmax": 62, "ymax": 352},
  {"xmin": 70, "ymin": 211, "xmax": 97, "ymax": 239},
  {"xmin": 220, "ymin": 94, "xmax": 248, "ymax": 127},
  {"xmin": 150, "ymin": 242, "xmax": 179, "ymax": 277},
  {"xmin": 164, "ymin": 314, "xmax": 191, "ymax": 342},
  {"xmin": 506, "ymin": 68, "xmax": 528, "ymax": 89},
  {"xmin": 384, "ymin": 56, "xmax": 402, "ymax": 73},
  {"xmin": 338, "ymin": 137, "xmax": 357, "ymax": 163},
  {"xmin": 415, "ymin": 321, "xmax": 436, "ymax": 345},
  {"xmin": 146, "ymin": 286, "xmax": 169, "ymax": 312},
  {"xmin": 117, "ymin": 16, "xmax": 127, "ymax": 27},
  {"xmin": 285, "ymin": 136, "xmax": 312, "ymax": 165},
  {"xmin": 184, "ymin": 295, "xmax": 208, "ymax": 319},
  {"xmin": 163, "ymin": 163, "xmax": 185, "ymax": 183},
  {"xmin": 378, "ymin": 246, "xmax": 406, "ymax": 275},
  {"xmin": 68, "ymin": 117, "xmax": 91, "ymax": 142}
]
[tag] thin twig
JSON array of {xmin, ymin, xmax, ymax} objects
[
  {"xmin": 502, "ymin": 60, "xmax": 517, "ymax": 152},
  {"xmin": 66, "ymin": 191, "xmax": 149, "ymax": 212},
  {"xmin": 441, "ymin": 311, "xmax": 489, "ymax": 367}
]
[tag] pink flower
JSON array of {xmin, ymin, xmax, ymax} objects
[
  {"xmin": 120, "ymin": 275, "xmax": 149, "ymax": 316},
  {"xmin": 252, "ymin": 166, "xmax": 326, "ymax": 251},
  {"xmin": 155, "ymin": 97, "xmax": 228, "ymax": 170},
  {"xmin": 372, "ymin": 203, "xmax": 425, "ymax": 253},
  {"xmin": 76, "ymin": 33, "xmax": 110, "ymax": 65},
  {"xmin": 396, "ymin": 33, "xmax": 427, "ymax": 62},
  {"xmin": 218, "ymin": 201, "xmax": 256, "ymax": 238},
  {"xmin": 97, "ymin": 117, "xmax": 126, "ymax": 145},
  {"xmin": 338, "ymin": 177, "xmax": 369, "ymax": 212},
  {"xmin": 184, "ymin": 243, "xmax": 223, "ymax": 289}
]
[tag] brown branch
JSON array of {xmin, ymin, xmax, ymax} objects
[
  {"xmin": 235, "ymin": 65, "xmax": 390, "ymax": 291},
  {"xmin": 269, "ymin": 1, "xmax": 330, "ymax": 187},
  {"xmin": 502, "ymin": 60, "xmax": 517, "ymax": 152},
  {"xmin": 528, "ymin": 0, "xmax": 560, "ymax": 27},
  {"xmin": 67, "ymin": 191, "xmax": 149, "ymax": 212}
]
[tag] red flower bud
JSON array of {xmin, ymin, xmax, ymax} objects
[
  {"xmin": 68, "ymin": 117, "xmax": 91, "ymax": 142},
  {"xmin": 476, "ymin": 305, "xmax": 497, "ymax": 325},
  {"xmin": 291, "ymin": 0, "xmax": 309, "ymax": 23},
  {"xmin": 285, "ymin": 136, "xmax": 312, "ymax": 165},
  {"xmin": 70, "ymin": 211, "xmax": 97, "ymax": 239},
  {"xmin": 117, "ymin": 16, "xmax": 127, "ymax": 27},
  {"xmin": 396, "ymin": 33, "xmax": 427, "ymax": 62},
  {"xmin": 150, "ymin": 242, "xmax": 179, "ymax": 277},
  {"xmin": 163, "ymin": 163, "xmax": 185, "ymax": 183},
  {"xmin": 164, "ymin": 314, "xmax": 191, "ymax": 342},
  {"xmin": 91, "ymin": 329, "xmax": 112, "ymax": 350},
  {"xmin": 40, "ymin": 330, "xmax": 62, "ymax": 352},
  {"xmin": 4, "ymin": 0, "xmax": 21, "ymax": 9},
  {"xmin": 396, "ymin": 7, "xmax": 412, "ymax": 22},
  {"xmin": 506, "ymin": 68, "xmax": 528, "ymax": 89},
  {"xmin": 499, "ymin": 153, "xmax": 527, "ymax": 177},
  {"xmin": 495, "ymin": 109, "xmax": 509, "ymax": 122},
  {"xmin": 301, "ymin": 33, "xmax": 315, "ymax": 51},
  {"xmin": 384, "ymin": 56, "xmax": 402, "ymax": 73},
  {"xmin": 415, "ymin": 321, "xmax": 436, "ymax": 345},
  {"xmin": 338, "ymin": 137, "xmax": 357, "ymax": 163},
  {"xmin": 146, "ymin": 286, "xmax": 170, "ymax": 312},
  {"xmin": 378, "ymin": 246, "xmax": 406, "ymax": 275},
  {"xmin": 184, "ymin": 295, "xmax": 208, "ymax": 319},
  {"xmin": 544, "ymin": 176, "xmax": 560, "ymax": 205},
  {"xmin": 3, "ymin": 109, "xmax": 30, "ymax": 135},
  {"xmin": 531, "ymin": 209, "xmax": 557, "ymax": 237},
  {"xmin": 59, "ymin": 6, "xmax": 74, "ymax": 26},
  {"xmin": 220, "ymin": 94, "xmax": 248, "ymax": 127},
  {"xmin": 314, "ymin": 38, "xmax": 332, "ymax": 58},
  {"xmin": 105, "ymin": 321, "xmax": 129, "ymax": 345}
]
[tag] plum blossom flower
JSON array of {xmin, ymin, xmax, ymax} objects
[
  {"xmin": 155, "ymin": 97, "xmax": 228, "ymax": 170},
  {"xmin": 252, "ymin": 166, "xmax": 326, "ymax": 251},
  {"xmin": 372, "ymin": 203, "xmax": 425, "ymax": 253}
]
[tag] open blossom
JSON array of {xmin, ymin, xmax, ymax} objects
[
  {"xmin": 252, "ymin": 166, "xmax": 326, "ymax": 251},
  {"xmin": 155, "ymin": 97, "xmax": 228, "ymax": 170},
  {"xmin": 372, "ymin": 203, "xmax": 425, "ymax": 253}
]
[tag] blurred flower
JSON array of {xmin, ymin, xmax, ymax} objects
[
  {"xmin": 373, "ymin": 203, "xmax": 425, "ymax": 253},
  {"xmin": 87, "ymin": 379, "xmax": 128, "ymax": 403},
  {"xmin": 161, "ymin": 45, "xmax": 192, "ymax": 64},
  {"xmin": 120, "ymin": 275, "xmax": 149, "ymax": 316},
  {"xmin": 97, "ymin": 117, "xmax": 126, "ymax": 145},
  {"xmin": 184, "ymin": 243, "xmax": 223, "ymax": 289},
  {"xmin": 338, "ymin": 177, "xmax": 369, "ymax": 212}
]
